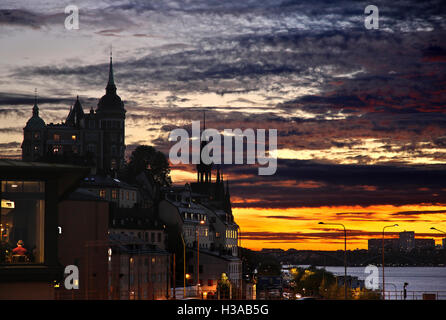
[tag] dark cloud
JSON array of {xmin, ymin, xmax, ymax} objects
[
  {"xmin": 0, "ymin": 9, "xmax": 45, "ymax": 29},
  {"xmin": 218, "ymin": 160, "xmax": 446, "ymax": 208}
]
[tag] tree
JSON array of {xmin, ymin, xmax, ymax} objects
[{"xmin": 123, "ymin": 145, "xmax": 171, "ymax": 186}]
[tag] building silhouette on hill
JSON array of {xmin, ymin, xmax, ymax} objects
[{"xmin": 21, "ymin": 55, "xmax": 126, "ymax": 174}]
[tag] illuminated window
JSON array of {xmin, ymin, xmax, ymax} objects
[
  {"xmin": 53, "ymin": 134, "xmax": 60, "ymax": 141},
  {"xmin": 71, "ymin": 135, "xmax": 76, "ymax": 141},
  {"xmin": 111, "ymin": 190, "xmax": 118, "ymax": 199},
  {"xmin": 1, "ymin": 180, "xmax": 45, "ymax": 264},
  {"xmin": 99, "ymin": 189, "xmax": 106, "ymax": 199}
]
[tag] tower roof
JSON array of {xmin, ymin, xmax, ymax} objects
[
  {"xmin": 97, "ymin": 53, "xmax": 125, "ymax": 114},
  {"xmin": 106, "ymin": 56, "xmax": 116, "ymax": 94},
  {"xmin": 66, "ymin": 96, "xmax": 85, "ymax": 127},
  {"xmin": 24, "ymin": 90, "xmax": 45, "ymax": 130}
]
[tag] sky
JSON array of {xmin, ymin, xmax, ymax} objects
[{"xmin": 1, "ymin": 0, "xmax": 446, "ymax": 250}]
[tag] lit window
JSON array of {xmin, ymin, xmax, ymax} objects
[
  {"xmin": 53, "ymin": 134, "xmax": 60, "ymax": 141},
  {"xmin": 1, "ymin": 180, "xmax": 45, "ymax": 264},
  {"xmin": 71, "ymin": 135, "xmax": 76, "ymax": 141},
  {"xmin": 111, "ymin": 190, "xmax": 118, "ymax": 199},
  {"xmin": 99, "ymin": 190, "xmax": 106, "ymax": 199}
]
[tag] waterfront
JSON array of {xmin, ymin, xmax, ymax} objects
[{"xmin": 299, "ymin": 265, "xmax": 446, "ymax": 299}]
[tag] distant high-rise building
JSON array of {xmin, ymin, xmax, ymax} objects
[
  {"xmin": 399, "ymin": 231, "xmax": 415, "ymax": 252},
  {"xmin": 22, "ymin": 55, "xmax": 126, "ymax": 174},
  {"xmin": 368, "ymin": 231, "xmax": 435, "ymax": 252}
]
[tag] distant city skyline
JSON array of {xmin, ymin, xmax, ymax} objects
[{"xmin": 1, "ymin": 0, "xmax": 446, "ymax": 250}]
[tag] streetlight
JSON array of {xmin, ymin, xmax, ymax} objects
[
  {"xmin": 430, "ymin": 227, "xmax": 446, "ymax": 234},
  {"xmin": 237, "ymin": 225, "xmax": 242, "ymax": 299},
  {"xmin": 319, "ymin": 222, "xmax": 347, "ymax": 299},
  {"xmin": 197, "ymin": 219, "xmax": 205, "ymax": 298},
  {"xmin": 180, "ymin": 233, "xmax": 186, "ymax": 299},
  {"xmin": 382, "ymin": 224, "xmax": 398, "ymax": 299},
  {"xmin": 431, "ymin": 227, "xmax": 446, "ymax": 250}
]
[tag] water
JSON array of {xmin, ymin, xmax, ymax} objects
[{"xmin": 297, "ymin": 265, "xmax": 446, "ymax": 300}]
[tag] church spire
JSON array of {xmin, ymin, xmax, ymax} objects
[
  {"xmin": 106, "ymin": 48, "xmax": 117, "ymax": 94},
  {"xmin": 33, "ymin": 88, "xmax": 39, "ymax": 117}
]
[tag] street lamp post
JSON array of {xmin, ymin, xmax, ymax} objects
[
  {"xmin": 382, "ymin": 224, "xmax": 398, "ymax": 300},
  {"xmin": 319, "ymin": 222, "xmax": 347, "ymax": 299},
  {"xmin": 431, "ymin": 227, "xmax": 446, "ymax": 250},
  {"xmin": 237, "ymin": 225, "xmax": 242, "ymax": 299},
  {"xmin": 430, "ymin": 227, "xmax": 446, "ymax": 234},
  {"xmin": 180, "ymin": 233, "xmax": 186, "ymax": 299},
  {"xmin": 197, "ymin": 220, "xmax": 205, "ymax": 298}
]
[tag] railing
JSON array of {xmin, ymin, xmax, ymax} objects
[{"xmin": 383, "ymin": 290, "xmax": 446, "ymax": 300}]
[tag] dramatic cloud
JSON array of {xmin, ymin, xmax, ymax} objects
[{"xmin": 1, "ymin": 0, "xmax": 446, "ymax": 249}]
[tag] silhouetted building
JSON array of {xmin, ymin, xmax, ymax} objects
[
  {"xmin": 368, "ymin": 238, "xmax": 399, "ymax": 252},
  {"xmin": 399, "ymin": 231, "xmax": 415, "ymax": 252},
  {"xmin": 368, "ymin": 231, "xmax": 435, "ymax": 252},
  {"xmin": 415, "ymin": 238, "xmax": 435, "ymax": 250},
  {"xmin": 22, "ymin": 55, "xmax": 126, "ymax": 175}
]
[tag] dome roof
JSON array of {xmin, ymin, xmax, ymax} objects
[
  {"xmin": 97, "ymin": 92, "xmax": 124, "ymax": 110},
  {"xmin": 25, "ymin": 116, "xmax": 46, "ymax": 129},
  {"xmin": 25, "ymin": 104, "xmax": 45, "ymax": 130}
]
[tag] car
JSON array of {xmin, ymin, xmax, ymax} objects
[{"xmin": 297, "ymin": 296, "xmax": 317, "ymax": 301}]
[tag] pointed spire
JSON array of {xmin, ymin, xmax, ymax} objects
[
  {"xmin": 106, "ymin": 48, "xmax": 117, "ymax": 94},
  {"xmin": 108, "ymin": 53, "xmax": 114, "ymax": 86},
  {"xmin": 32, "ymin": 88, "xmax": 39, "ymax": 117}
]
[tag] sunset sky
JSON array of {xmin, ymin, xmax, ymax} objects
[{"xmin": 1, "ymin": 0, "xmax": 446, "ymax": 250}]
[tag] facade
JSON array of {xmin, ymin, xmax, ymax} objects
[
  {"xmin": 22, "ymin": 56, "xmax": 126, "ymax": 175},
  {"xmin": 57, "ymin": 190, "xmax": 110, "ymax": 299},
  {"xmin": 186, "ymin": 250, "xmax": 242, "ymax": 298},
  {"xmin": 56, "ymin": 192, "xmax": 170, "ymax": 300},
  {"xmin": 160, "ymin": 187, "xmax": 211, "ymax": 250},
  {"xmin": 82, "ymin": 175, "xmax": 138, "ymax": 208},
  {"xmin": 0, "ymin": 160, "xmax": 89, "ymax": 299},
  {"xmin": 107, "ymin": 233, "xmax": 171, "ymax": 300},
  {"xmin": 159, "ymin": 164, "xmax": 241, "ymax": 297},
  {"xmin": 109, "ymin": 207, "xmax": 167, "ymax": 250}
]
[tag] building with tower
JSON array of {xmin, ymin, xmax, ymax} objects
[{"xmin": 21, "ymin": 55, "xmax": 126, "ymax": 175}]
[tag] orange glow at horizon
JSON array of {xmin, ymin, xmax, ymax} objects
[{"xmin": 232, "ymin": 205, "xmax": 446, "ymax": 251}]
